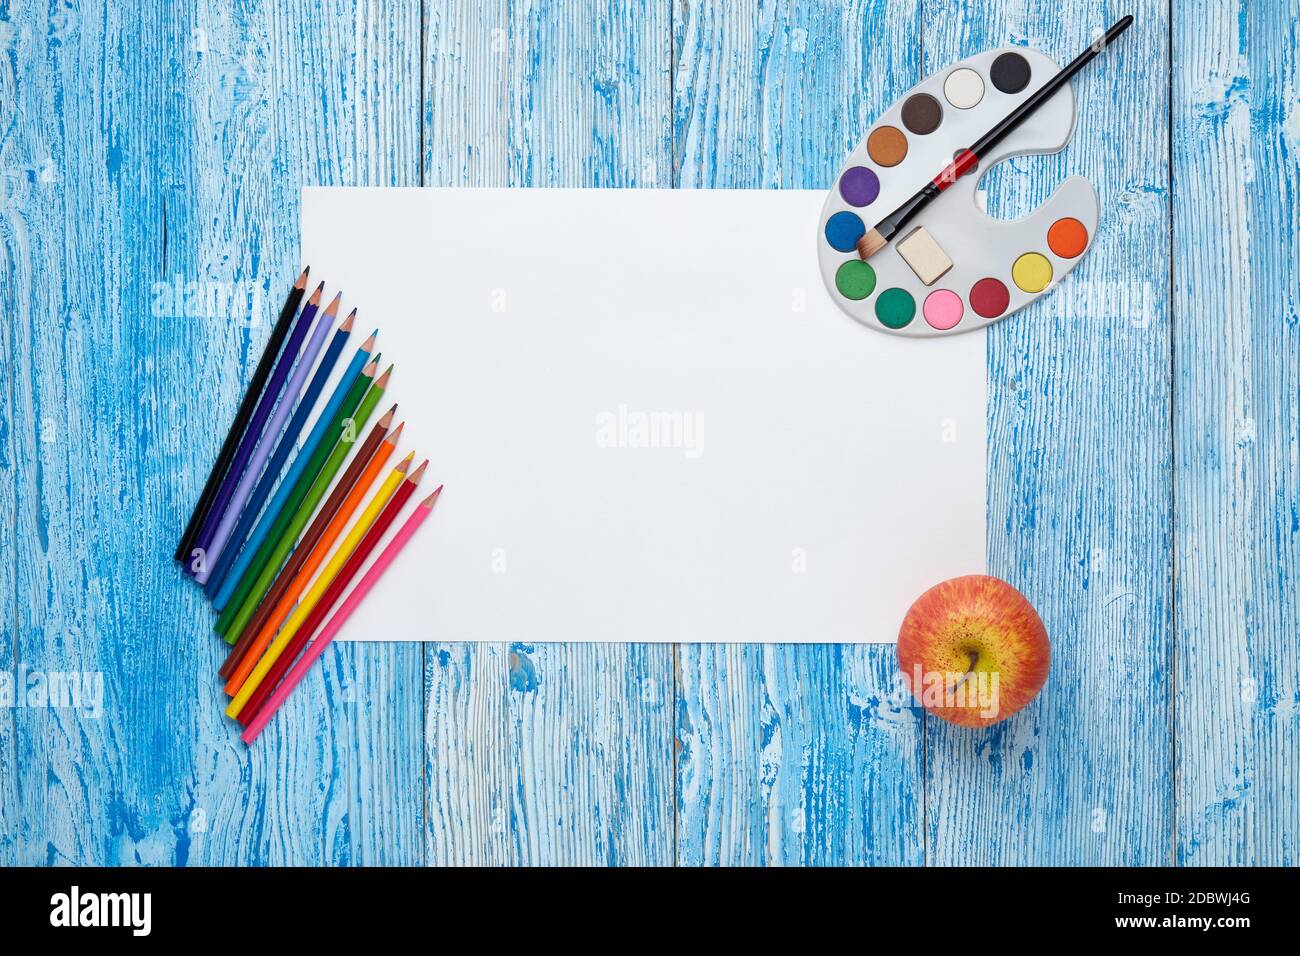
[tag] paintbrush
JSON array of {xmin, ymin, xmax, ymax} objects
[{"xmin": 857, "ymin": 14, "xmax": 1134, "ymax": 260}]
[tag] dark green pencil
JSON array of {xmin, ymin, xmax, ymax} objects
[
  {"xmin": 214, "ymin": 355, "xmax": 379, "ymax": 637},
  {"xmin": 220, "ymin": 364, "xmax": 393, "ymax": 644}
]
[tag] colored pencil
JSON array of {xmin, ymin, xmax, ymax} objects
[
  {"xmin": 232, "ymin": 457, "xmax": 427, "ymax": 718},
  {"xmin": 175, "ymin": 266, "xmax": 308, "ymax": 563},
  {"xmin": 220, "ymin": 417, "xmax": 402, "ymax": 680},
  {"xmin": 202, "ymin": 317, "xmax": 359, "ymax": 595},
  {"xmin": 241, "ymin": 487, "xmax": 441, "ymax": 744},
  {"xmin": 218, "ymin": 365, "xmax": 394, "ymax": 649},
  {"xmin": 196, "ymin": 294, "xmax": 339, "ymax": 582},
  {"xmin": 212, "ymin": 354, "xmax": 379, "ymax": 624},
  {"xmin": 210, "ymin": 338, "xmax": 374, "ymax": 614},
  {"xmin": 188, "ymin": 283, "xmax": 325, "ymax": 573},
  {"xmin": 226, "ymin": 456, "xmax": 422, "ymax": 709}
]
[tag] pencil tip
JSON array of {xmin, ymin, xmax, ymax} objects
[
  {"xmin": 408, "ymin": 459, "xmax": 429, "ymax": 483},
  {"xmin": 339, "ymin": 309, "xmax": 356, "ymax": 332},
  {"xmin": 360, "ymin": 330, "xmax": 378, "ymax": 351},
  {"xmin": 389, "ymin": 420, "xmax": 405, "ymax": 440},
  {"xmin": 295, "ymin": 266, "xmax": 310, "ymax": 288},
  {"xmin": 323, "ymin": 292, "xmax": 343, "ymax": 317},
  {"xmin": 374, "ymin": 364, "xmax": 393, "ymax": 389},
  {"xmin": 397, "ymin": 450, "xmax": 415, "ymax": 471},
  {"xmin": 306, "ymin": 285, "xmax": 323, "ymax": 306},
  {"xmin": 362, "ymin": 356, "xmax": 378, "ymax": 375},
  {"xmin": 422, "ymin": 486, "xmax": 443, "ymax": 508},
  {"xmin": 378, "ymin": 404, "xmax": 396, "ymax": 428}
]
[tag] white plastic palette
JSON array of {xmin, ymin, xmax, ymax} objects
[{"xmin": 817, "ymin": 47, "xmax": 1099, "ymax": 337}]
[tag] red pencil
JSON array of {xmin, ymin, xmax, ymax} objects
[
  {"xmin": 219, "ymin": 403, "xmax": 397, "ymax": 679},
  {"xmin": 234, "ymin": 460, "xmax": 429, "ymax": 724}
]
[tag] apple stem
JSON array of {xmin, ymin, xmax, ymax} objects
[{"xmin": 950, "ymin": 650, "xmax": 980, "ymax": 693}]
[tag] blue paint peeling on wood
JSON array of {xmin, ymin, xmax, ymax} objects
[{"xmin": 1, "ymin": 0, "xmax": 1296, "ymax": 865}]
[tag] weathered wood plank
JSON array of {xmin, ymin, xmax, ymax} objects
[
  {"xmin": 672, "ymin": 0, "xmax": 926, "ymax": 866},
  {"xmin": 5, "ymin": 0, "xmax": 424, "ymax": 865},
  {"xmin": 0, "ymin": 0, "xmax": 21, "ymax": 867},
  {"xmin": 1173, "ymin": 0, "xmax": 1300, "ymax": 866},
  {"xmin": 420, "ymin": 2, "xmax": 517, "ymax": 867},
  {"xmin": 422, "ymin": 0, "xmax": 676, "ymax": 865},
  {"xmin": 178, "ymin": 0, "xmax": 425, "ymax": 866},
  {"xmin": 7, "ymin": 0, "xmax": 188, "ymax": 867},
  {"xmin": 923, "ymin": 0, "xmax": 1174, "ymax": 865}
]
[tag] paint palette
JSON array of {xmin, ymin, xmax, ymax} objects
[{"xmin": 817, "ymin": 47, "xmax": 1098, "ymax": 337}]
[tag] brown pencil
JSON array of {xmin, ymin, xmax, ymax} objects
[{"xmin": 219, "ymin": 397, "xmax": 397, "ymax": 678}]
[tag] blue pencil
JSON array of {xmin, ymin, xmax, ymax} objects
[
  {"xmin": 205, "ymin": 335, "xmax": 374, "ymax": 613},
  {"xmin": 208, "ymin": 334, "xmax": 375, "ymax": 611},
  {"xmin": 194, "ymin": 296, "xmax": 339, "ymax": 584},
  {"xmin": 204, "ymin": 325, "xmax": 370, "ymax": 601},
  {"xmin": 189, "ymin": 283, "xmax": 325, "ymax": 571}
]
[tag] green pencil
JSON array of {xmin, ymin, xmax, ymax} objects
[
  {"xmin": 214, "ymin": 356, "xmax": 380, "ymax": 637},
  {"xmin": 220, "ymin": 364, "xmax": 393, "ymax": 644}
]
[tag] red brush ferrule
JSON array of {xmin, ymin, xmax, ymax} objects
[{"xmin": 932, "ymin": 149, "xmax": 978, "ymax": 191}]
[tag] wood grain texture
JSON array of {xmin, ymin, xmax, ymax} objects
[
  {"xmin": 3, "ymin": 0, "xmax": 1295, "ymax": 867},
  {"xmin": 177, "ymin": 0, "xmax": 425, "ymax": 866},
  {"xmin": 0, "ymin": 0, "xmax": 18, "ymax": 866},
  {"xmin": 421, "ymin": 0, "xmax": 677, "ymax": 865},
  {"xmin": 4, "ymin": 0, "xmax": 424, "ymax": 865},
  {"xmin": 672, "ymin": 0, "xmax": 926, "ymax": 866},
  {"xmin": 924, "ymin": 0, "xmax": 1174, "ymax": 865},
  {"xmin": 1173, "ymin": 0, "xmax": 1300, "ymax": 866}
]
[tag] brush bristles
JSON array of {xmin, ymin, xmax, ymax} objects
[{"xmin": 857, "ymin": 228, "xmax": 887, "ymax": 260}]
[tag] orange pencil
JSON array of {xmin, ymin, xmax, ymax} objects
[
  {"xmin": 220, "ymin": 427, "xmax": 405, "ymax": 685},
  {"xmin": 219, "ymin": 395, "xmax": 391, "ymax": 677}
]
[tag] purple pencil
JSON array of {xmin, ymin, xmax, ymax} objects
[
  {"xmin": 188, "ymin": 283, "xmax": 325, "ymax": 576},
  {"xmin": 195, "ymin": 294, "xmax": 342, "ymax": 583}
]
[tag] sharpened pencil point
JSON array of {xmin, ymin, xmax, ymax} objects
[
  {"xmin": 306, "ymin": 284, "xmax": 323, "ymax": 306},
  {"xmin": 422, "ymin": 486, "xmax": 443, "ymax": 508},
  {"xmin": 408, "ymin": 459, "xmax": 429, "ymax": 483},
  {"xmin": 388, "ymin": 421, "xmax": 405, "ymax": 442},
  {"xmin": 339, "ymin": 309, "xmax": 356, "ymax": 332},
  {"xmin": 378, "ymin": 403, "xmax": 397, "ymax": 428},
  {"xmin": 362, "ymin": 356, "xmax": 379, "ymax": 376},
  {"xmin": 360, "ymin": 330, "xmax": 378, "ymax": 351},
  {"xmin": 323, "ymin": 292, "xmax": 343, "ymax": 317},
  {"xmin": 374, "ymin": 364, "xmax": 393, "ymax": 389},
  {"xmin": 397, "ymin": 450, "xmax": 415, "ymax": 471},
  {"xmin": 295, "ymin": 266, "xmax": 310, "ymax": 289}
]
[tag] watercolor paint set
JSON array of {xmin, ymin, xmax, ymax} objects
[{"xmin": 818, "ymin": 17, "xmax": 1132, "ymax": 336}]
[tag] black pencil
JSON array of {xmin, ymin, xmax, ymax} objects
[{"xmin": 173, "ymin": 266, "xmax": 310, "ymax": 563}]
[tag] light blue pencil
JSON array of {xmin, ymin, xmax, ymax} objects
[
  {"xmin": 196, "ymin": 295, "xmax": 339, "ymax": 583},
  {"xmin": 210, "ymin": 334, "xmax": 375, "ymax": 612}
]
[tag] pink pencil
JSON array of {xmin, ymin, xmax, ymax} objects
[{"xmin": 241, "ymin": 485, "xmax": 442, "ymax": 744}]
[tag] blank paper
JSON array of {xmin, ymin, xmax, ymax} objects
[{"xmin": 299, "ymin": 187, "xmax": 986, "ymax": 643}]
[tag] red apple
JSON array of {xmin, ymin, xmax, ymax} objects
[{"xmin": 897, "ymin": 574, "xmax": 1049, "ymax": 728}]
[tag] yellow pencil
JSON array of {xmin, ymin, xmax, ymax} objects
[{"xmin": 224, "ymin": 453, "xmax": 413, "ymax": 716}]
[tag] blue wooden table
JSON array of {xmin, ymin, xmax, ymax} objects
[{"xmin": 3, "ymin": 0, "xmax": 1295, "ymax": 866}]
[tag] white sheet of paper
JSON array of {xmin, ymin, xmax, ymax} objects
[{"xmin": 299, "ymin": 187, "xmax": 985, "ymax": 643}]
